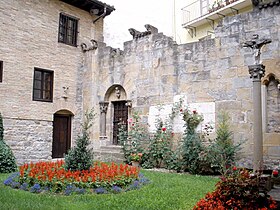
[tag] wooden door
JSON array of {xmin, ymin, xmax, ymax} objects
[
  {"xmin": 52, "ymin": 114, "xmax": 71, "ymax": 158},
  {"xmin": 112, "ymin": 101, "xmax": 128, "ymax": 145}
]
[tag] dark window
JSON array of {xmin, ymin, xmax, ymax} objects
[
  {"xmin": 58, "ymin": 13, "xmax": 78, "ymax": 46},
  {"xmin": 0, "ymin": 61, "xmax": 3, "ymax": 83},
  {"xmin": 33, "ymin": 68, "xmax": 53, "ymax": 102}
]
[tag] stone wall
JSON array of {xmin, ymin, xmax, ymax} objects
[
  {"xmin": 0, "ymin": 1, "xmax": 279, "ymax": 168},
  {"xmin": 0, "ymin": 0, "xmax": 104, "ymax": 164},
  {"xmin": 267, "ymin": 78, "xmax": 280, "ymax": 133},
  {"xmin": 92, "ymin": 6, "xmax": 280, "ymax": 168},
  {"xmin": 3, "ymin": 118, "xmax": 52, "ymax": 165}
]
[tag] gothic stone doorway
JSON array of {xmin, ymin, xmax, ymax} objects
[
  {"xmin": 52, "ymin": 114, "xmax": 71, "ymax": 158},
  {"xmin": 112, "ymin": 101, "xmax": 128, "ymax": 145}
]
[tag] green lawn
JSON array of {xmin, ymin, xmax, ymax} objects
[{"xmin": 0, "ymin": 170, "xmax": 217, "ymax": 210}]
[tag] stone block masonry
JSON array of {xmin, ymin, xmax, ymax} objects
[
  {"xmin": 3, "ymin": 118, "xmax": 53, "ymax": 165},
  {"xmin": 91, "ymin": 5, "xmax": 280, "ymax": 169},
  {"xmin": 0, "ymin": 1, "xmax": 279, "ymax": 169},
  {"xmin": 0, "ymin": 0, "xmax": 105, "ymax": 164}
]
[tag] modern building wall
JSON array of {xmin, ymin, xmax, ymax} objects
[{"xmin": 103, "ymin": 0, "xmax": 253, "ymax": 47}]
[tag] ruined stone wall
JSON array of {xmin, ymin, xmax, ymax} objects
[
  {"xmin": 0, "ymin": 0, "xmax": 104, "ymax": 164},
  {"xmin": 93, "ymin": 6, "xmax": 280, "ymax": 168}
]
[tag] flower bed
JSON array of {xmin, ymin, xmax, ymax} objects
[
  {"xmin": 193, "ymin": 168, "xmax": 277, "ymax": 210},
  {"xmin": 4, "ymin": 160, "xmax": 150, "ymax": 195}
]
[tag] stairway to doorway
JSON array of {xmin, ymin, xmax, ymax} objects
[{"xmin": 93, "ymin": 145, "xmax": 125, "ymax": 163}]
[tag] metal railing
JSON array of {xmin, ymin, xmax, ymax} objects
[{"xmin": 182, "ymin": 0, "xmax": 241, "ymax": 25}]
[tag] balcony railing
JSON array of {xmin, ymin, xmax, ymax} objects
[{"xmin": 182, "ymin": 0, "xmax": 251, "ymax": 27}]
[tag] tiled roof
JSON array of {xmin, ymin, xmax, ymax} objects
[{"xmin": 60, "ymin": 0, "xmax": 115, "ymax": 16}]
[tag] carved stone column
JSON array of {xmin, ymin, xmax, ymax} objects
[
  {"xmin": 99, "ymin": 101, "xmax": 109, "ymax": 137},
  {"xmin": 248, "ymin": 64, "xmax": 265, "ymax": 171},
  {"xmin": 243, "ymin": 34, "xmax": 271, "ymax": 172}
]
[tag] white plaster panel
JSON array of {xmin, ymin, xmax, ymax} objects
[{"xmin": 148, "ymin": 96, "xmax": 215, "ymax": 133}]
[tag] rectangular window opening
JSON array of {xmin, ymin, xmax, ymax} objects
[
  {"xmin": 58, "ymin": 13, "xmax": 78, "ymax": 47},
  {"xmin": 33, "ymin": 68, "xmax": 53, "ymax": 102}
]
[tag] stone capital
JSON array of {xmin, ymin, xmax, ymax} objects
[
  {"xmin": 99, "ymin": 101, "xmax": 109, "ymax": 113},
  {"xmin": 248, "ymin": 64, "xmax": 265, "ymax": 81}
]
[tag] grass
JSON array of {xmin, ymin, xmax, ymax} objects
[{"xmin": 0, "ymin": 170, "xmax": 218, "ymax": 210}]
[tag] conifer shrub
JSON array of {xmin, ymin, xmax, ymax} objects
[
  {"xmin": 64, "ymin": 109, "xmax": 95, "ymax": 171},
  {"xmin": 0, "ymin": 112, "xmax": 17, "ymax": 173},
  {"xmin": 207, "ymin": 111, "xmax": 242, "ymax": 174}
]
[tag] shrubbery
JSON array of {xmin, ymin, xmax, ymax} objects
[
  {"xmin": 0, "ymin": 112, "xmax": 17, "ymax": 173},
  {"xmin": 118, "ymin": 112, "xmax": 148, "ymax": 164},
  {"xmin": 206, "ymin": 112, "xmax": 243, "ymax": 174},
  {"xmin": 181, "ymin": 109, "xmax": 204, "ymax": 174},
  {"xmin": 193, "ymin": 168, "xmax": 277, "ymax": 210},
  {"xmin": 119, "ymin": 100, "xmax": 242, "ymax": 175},
  {"xmin": 119, "ymin": 107, "xmax": 179, "ymax": 170},
  {"xmin": 65, "ymin": 109, "xmax": 95, "ymax": 171}
]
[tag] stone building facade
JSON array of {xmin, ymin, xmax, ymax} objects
[
  {"xmin": 0, "ymin": 1, "xmax": 279, "ymax": 168},
  {"xmin": 0, "ymin": 0, "xmax": 114, "ymax": 164}
]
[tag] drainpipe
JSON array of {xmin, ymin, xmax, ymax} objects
[{"xmin": 93, "ymin": 7, "xmax": 107, "ymax": 24}]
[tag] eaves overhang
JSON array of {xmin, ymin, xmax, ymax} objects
[{"xmin": 60, "ymin": 0, "xmax": 115, "ymax": 17}]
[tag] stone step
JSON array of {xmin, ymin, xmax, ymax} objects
[
  {"xmin": 100, "ymin": 145, "xmax": 123, "ymax": 152},
  {"xmin": 93, "ymin": 148, "xmax": 125, "ymax": 164}
]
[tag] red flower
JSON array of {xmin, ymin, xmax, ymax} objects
[
  {"xmin": 162, "ymin": 127, "xmax": 166, "ymax": 132},
  {"xmin": 180, "ymin": 109, "xmax": 183, "ymax": 112},
  {"xmin": 233, "ymin": 166, "xmax": 237, "ymax": 171},
  {"xmin": 272, "ymin": 170, "xmax": 278, "ymax": 177},
  {"xmin": 192, "ymin": 110, "xmax": 197, "ymax": 114},
  {"xmin": 127, "ymin": 118, "xmax": 133, "ymax": 124}
]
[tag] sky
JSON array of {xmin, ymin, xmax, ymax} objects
[{"xmin": 102, "ymin": 0, "xmax": 186, "ymax": 49}]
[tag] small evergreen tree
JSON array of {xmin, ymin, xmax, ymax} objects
[
  {"xmin": 0, "ymin": 112, "xmax": 17, "ymax": 173},
  {"xmin": 208, "ymin": 111, "xmax": 242, "ymax": 174},
  {"xmin": 64, "ymin": 109, "xmax": 95, "ymax": 171}
]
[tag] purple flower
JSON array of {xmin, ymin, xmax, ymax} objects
[
  {"xmin": 95, "ymin": 187, "xmax": 107, "ymax": 194},
  {"xmin": 30, "ymin": 183, "xmax": 41, "ymax": 193},
  {"xmin": 112, "ymin": 185, "xmax": 122, "ymax": 193},
  {"xmin": 20, "ymin": 183, "xmax": 29, "ymax": 191},
  {"xmin": 11, "ymin": 181, "xmax": 20, "ymax": 189},
  {"xmin": 65, "ymin": 185, "xmax": 76, "ymax": 196},
  {"xmin": 3, "ymin": 178, "xmax": 13, "ymax": 186},
  {"xmin": 75, "ymin": 187, "xmax": 86, "ymax": 194}
]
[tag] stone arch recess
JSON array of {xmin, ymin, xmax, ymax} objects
[{"xmin": 100, "ymin": 84, "xmax": 130, "ymax": 145}]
